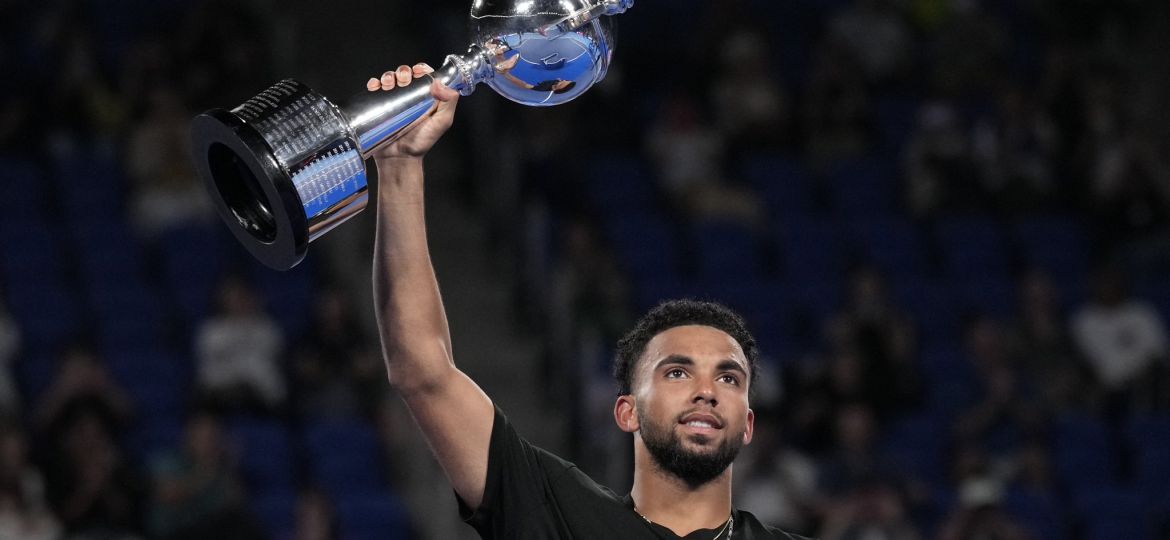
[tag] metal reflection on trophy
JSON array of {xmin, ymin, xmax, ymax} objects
[{"xmin": 189, "ymin": 0, "xmax": 633, "ymax": 271}]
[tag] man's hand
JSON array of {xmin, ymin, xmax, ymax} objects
[{"xmin": 365, "ymin": 63, "xmax": 460, "ymax": 161}]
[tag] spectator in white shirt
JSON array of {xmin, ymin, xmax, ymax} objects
[
  {"xmin": 1071, "ymin": 267, "xmax": 1169, "ymax": 415},
  {"xmin": 195, "ymin": 277, "xmax": 286, "ymax": 414}
]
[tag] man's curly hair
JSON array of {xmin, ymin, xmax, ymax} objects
[{"xmin": 613, "ymin": 299, "xmax": 760, "ymax": 397}]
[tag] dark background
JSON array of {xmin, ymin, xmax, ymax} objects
[{"xmin": 2, "ymin": 0, "xmax": 1170, "ymax": 538}]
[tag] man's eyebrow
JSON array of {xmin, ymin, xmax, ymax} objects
[
  {"xmin": 716, "ymin": 359, "xmax": 748, "ymax": 376},
  {"xmin": 654, "ymin": 355, "xmax": 747, "ymax": 376},
  {"xmin": 654, "ymin": 355, "xmax": 695, "ymax": 370}
]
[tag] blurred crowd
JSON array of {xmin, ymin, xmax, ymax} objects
[
  {"xmin": 517, "ymin": 0, "xmax": 1170, "ymax": 538},
  {"xmin": 2, "ymin": 0, "xmax": 1170, "ymax": 539}
]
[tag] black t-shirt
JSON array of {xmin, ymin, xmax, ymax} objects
[{"xmin": 458, "ymin": 406, "xmax": 813, "ymax": 539}]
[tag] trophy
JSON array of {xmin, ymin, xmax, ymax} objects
[{"xmin": 190, "ymin": 0, "xmax": 634, "ymax": 270}]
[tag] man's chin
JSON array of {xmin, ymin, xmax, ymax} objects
[{"xmin": 680, "ymin": 433, "xmax": 721, "ymax": 450}]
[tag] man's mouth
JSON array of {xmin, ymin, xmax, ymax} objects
[{"xmin": 679, "ymin": 412, "xmax": 724, "ymax": 431}]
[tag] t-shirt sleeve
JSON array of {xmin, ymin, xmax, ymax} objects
[{"xmin": 456, "ymin": 405, "xmax": 565, "ymax": 538}]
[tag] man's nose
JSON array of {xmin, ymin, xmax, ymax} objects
[{"xmin": 691, "ymin": 380, "xmax": 718, "ymax": 406}]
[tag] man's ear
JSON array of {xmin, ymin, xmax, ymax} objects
[
  {"xmin": 743, "ymin": 408, "xmax": 755, "ymax": 445},
  {"xmin": 614, "ymin": 395, "xmax": 639, "ymax": 433}
]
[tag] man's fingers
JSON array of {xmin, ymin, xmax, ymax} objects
[
  {"xmin": 431, "ymin": 80, "xmax": 459, "ymax": 128},
  {"xmin": 380, "ymin": 70, "xmax": 397, "ymax": 91},
  {"xmin": 395, "ymin": 65, "xmax": 412, "ymax": 87},
  {"xmin": 412, "ymin": 63, "xmax": 434, "ymax": 77},
  {"xmin": 372, "ymin": 63, "xmax": 436, "ymax": 91},
  {"xmin": 431, "ymin": 79, "xmax": 460, "ymax": 103}
]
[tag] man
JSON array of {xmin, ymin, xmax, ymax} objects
[{"xmin": 366, "ymin": 63, "xmax": 810, "ymax": 539}]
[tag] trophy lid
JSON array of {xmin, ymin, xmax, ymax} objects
[{"xmin": 471, "ymin": 0, "xmax": 614, "ymax": 106}]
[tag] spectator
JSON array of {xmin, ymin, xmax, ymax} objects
[
  {"xmin": 818, "ymin": 480, "xmax": 921, "ymax": 540},
  {"xmin": 125, "ymin": 85, "xmax": 214, "ymax": 239},
  {"xmin": 953, "ymin": 315, "xmax": 1045, "ymax": 451},
  {"xmin": 817, "ymin": 403, "xmax": 902, "ymax": 497},
  {"xmin": 645, "ymin": 93, "xmax": 765, "ymax": 226},
  {"xmin": 44, "ymin": 408, "xmax": 144, "ymax": 537},
  {"xmin": 937, "ymin": 477, "xmax": 1031, "ymax": 540},
  {"xmin": 1071, "ymin": 266, "xmax": 1170, "ymax": 415},
  {"xmin": 0, "ymin": 422, "xmax": 60, "ymax": 540},
  {"xmin": 970, "ymin": 85, "xmax": 1062, "ymax": 213},
  {"xmin": 827, "ymin": 0, "xmax": 912, "ymax": 85},
  {"xmin": 928, "ymin": 0, "xmax": 1008, "ymax": 98},
  {"xmin": 790, "ymin": 350, "xmax": 870, "ymax": 454},
  {"xmin": 1009, "ymin": 269, "xmax": 1088, "ymax": 411},
  {"xmin": 1007, "ymin": 439, "xmax": 1058, "ymax": 497},
  {"xmin": 292, "ymin": 288, "xmax": 382, "ymax": 418},
  {"xmin": 734, "ymin": 420, "xmax": 820, "ymax": 535},
  {"xmin": 825, "ymin": 266, "xmax": 921, "ymax": 418},
  {"xmin": 147, "ymin": 411, "xmax": 261, "ymax": 540},
  {"xmin": 291, "ymin": 488, "xmax": 338, "ymax": 540},
  {"xmin": 194, "ymin": 277, "xmax": 287, "ymax": 415},
  {"xmin": 710, "ymin": 28, "xmax": 790, "ymax": 153},
  {"xmin": 0, "ymin": 292, "xmax": 20, "ymax": 417},
  {"xmin": 803, "ymin": 41, "xmax": 873, "ymax": 167},
  {"xmin": 904, "ymin": 101, "xmax": 981, "ymax": 216},
  {"xmin": 34, "ymin": 344, "xmax": 133, "ymax": 439}
]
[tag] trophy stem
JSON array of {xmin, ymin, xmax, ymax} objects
[{"xmin": 341, "ymin": 46, "xmax": 494, "ymax": 158}]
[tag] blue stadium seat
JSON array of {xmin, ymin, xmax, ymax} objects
[
  {"xmin": 15, "ymin": 350, "xmax": 57, "ymax": 409},
  {"xmin": 889, "ymin": 277, "xmax": 961, "ymax": 342},
  {"xmin": 631, "ymin": 275, "xmax": 693, "ymax": 314},
  {"xmin": 776, "ymin": 218, "xmax": 847, "ymax": 285},
  {"xmin": 51, "ymin": 147, "xmax": 127, "ymax": 219},
  {"xmin": 250, "ymin": 489, "xmax": 297, "ymax": 539},
  {"xmin": 4, "ymin": 279, "xmax": 82, "ymax": 349},
  {"xmin": 0, "ymin": 219, "xmax": 68, "ymax": 283},
  {"xmin": 126, "ymin": 418, "xmax": 184, "ymax": 461},
  {"xmin": 335, "ymin": 491, "xmax": 412, "ymax": 540},
  {"xmin": 1053, "ymin": 415, "xmax": 1116, "ymax": 491},
  {"xmin": 875, "ymin": 95, "xmax": 921, "ymax": 154},
  {"xmin": 1128, "ymin": 415, "xmax": 1170, "ymax": 500},
  {"xmin": 91, "ymin": 283, "xmax": 167, "ymax": 350},
  {"xmin": 1003, "ymin": 488, "xmax": 1066, "ymax": 540},
  {"xmin": 1011, "ymin": 215, "xmax": 1090, "ymax": 280},
  {"xmin": 790, "ymin": 277, "xmax": 844, "ymax": 326},
  {"xmin": 879, "ymin": 412, "xmax": 949, "ymax": 487},
  {"xmin": 690, "ymin": 221, "xmax": 766, "ymax": 280},
  {"xmin": 304, "ymin": 418, "xmax": 387, "ymax": 498},
  {"xmin": 106, "ymin": 348, "xmax": 190, "ymax": 420},
  {"xmin": 228, "ymin": 416, "xmax": 296, "ymax": 491},
  {"xmin": 584, "ymin": 153, "xmax": 659, "ymax": 215},
  {"xmin": 159, "ymin": 224, "xmax": 229, "ymax": 325},
  {"xmin": 602, "ymin": 213, "xmax": 682, "ymax": 283},
  {"xmin": 935, "ymin": 216, "xmax": 1012, "ymax": 279},
  {"xmin": 1074, "ymin": 487, "xmax": 1151, "ymax": 540},
  {"xmin": 741, "ymin": 154, "xmax": 816, "ymax": 215},
  {"xmin": 0, "ymin": 158, "xmax": 47, "ymax": 220},
  {"xmin": 246, "ymin": 256, "xmax": 315, "ymax": 338},
  {"xmin": 827, "ymin": 156, "xmax": 899, "ymax": 217},
  {"xmin": 917, "ymin": 341, "xmax": 978, "ymax": 416},
  {"xmin": 847, "ymin": 217, "xmax": 931, "ymax": 277},
  {"xmin": 949, "ymin": 274, "xmax": 1016, "ymax": 320}
]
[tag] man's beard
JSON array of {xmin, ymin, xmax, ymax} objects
[{"xmin": 638, "ymin": 409, "xmax": 744, "ymax": 488}]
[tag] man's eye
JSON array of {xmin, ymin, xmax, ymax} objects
[
  {"xmin": 719, "ymin": 375, "xmax": 740, "ymax": 385},
  {"xmin": 666, "ymin": 369, "xmax": 686, "ymax": 378}
]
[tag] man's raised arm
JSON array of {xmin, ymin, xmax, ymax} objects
[{"xmin": 368, "ymin": 63, "xmax": 495, "ymax": 510}]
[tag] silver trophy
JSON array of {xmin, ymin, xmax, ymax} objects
[{"xmin": 189, "ymin": 0, "xmax": 633, "ymax": 270}]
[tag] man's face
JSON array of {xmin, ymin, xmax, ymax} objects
[{"xmin": 620, "ymin": 325, "xmax": 754, "ymax": 486}]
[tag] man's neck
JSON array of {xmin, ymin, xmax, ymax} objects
[{"xmin": 629, "ymin": 443, "xmax": 734, "ymax": 537}]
